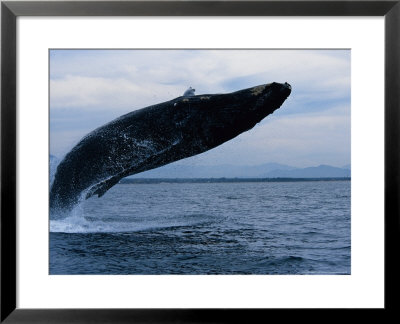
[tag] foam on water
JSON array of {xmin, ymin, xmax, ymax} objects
[
  {"xmin": 49, "ymin": 200, "xmax": 212, "ymax": 234},
  {"xmin": 50, "ymin": 215, "xmax": 209, "ymax": 234},
  {"xmin": 50, "ymin": 215, "xmax": 153, "ymax": 234}
]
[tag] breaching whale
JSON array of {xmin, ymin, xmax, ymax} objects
[{"xmin": 50, "ymin": 82, "xmax": 291, "ymax": 213}]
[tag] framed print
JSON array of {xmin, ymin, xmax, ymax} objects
[{"xmin": 1, "ymin": 0, "xmax": 399, "ymax": 322}]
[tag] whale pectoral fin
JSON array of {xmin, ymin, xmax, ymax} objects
[
  {"xmin": 94, "ymin": 178, "xmax": 120, "ymax": 197},
  {"xmin": 86, "ymin": 176, "xmax": 122, "ymax": 199},
  {"xmin": 85, "ymin": 161, "xmax": 154, "ymax": 200}
]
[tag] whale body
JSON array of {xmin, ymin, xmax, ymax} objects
[{"xmin": 50, "ymin": 82, "xmax": 291, "ymax": 214}]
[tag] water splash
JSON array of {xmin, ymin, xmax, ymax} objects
[
  {"xmin": 49, "ymin": 155, "xmax": 60, "ymax": 188},
  {"xmin": 49, "ymin": 207, "xmax": 212, "ymax": 234}
]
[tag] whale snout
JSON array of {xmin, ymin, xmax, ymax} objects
[
  {"xmin": 270, "ymin": 82, "xmax": 291, "ymax": 100},
  {"xmin": 251, "ymin": 82, "xmax": 291, "ymax": 119},
  {"xmin": 277, "ymin": 81, "xmax": 291, "ymax": 94},
  {"xmin": 262, "ymin": 82, "xmax": 292, "ymax": 102},
  {"xmin": 282, "ymin": 82, "xmax": 292, "ymax": 97}
]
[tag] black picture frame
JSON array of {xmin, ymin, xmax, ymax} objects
[{"xmin": 1, "ymin": 0, "xmax": 399, "ymax": 322}]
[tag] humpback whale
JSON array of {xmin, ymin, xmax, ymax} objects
[{"xmin": 50, "ymin": 82, "xmax": 291, "ymax": 214}]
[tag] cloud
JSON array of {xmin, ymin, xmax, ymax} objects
[
  {"xmin": 49, "ymin": 49, "xmax": 351, "ymax": 167},
  {"xmin": 50, "ymin": 50, "xmax": 350, "ymax": 111},
  {"xmin": 50, "ymin": 75, "xmax": 180, "ymax": 110}
]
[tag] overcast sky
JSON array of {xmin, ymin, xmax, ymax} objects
[{"xmin": 50, "ymin": 49, "xmax": 350, "ymax": 168}]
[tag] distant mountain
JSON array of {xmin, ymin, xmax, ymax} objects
[
  {"xmin": 265, "ymin": 164, "xmax": 351, "ymax": 178},
  {"xmin": 130, "ymin": 162, "xmax": 295, "ymax": 179},
  {"xmin": 342, "ymin": 164, "xmax": 351, "ymax": 170},
  {"xmin": 49, "ymin": 154, "xmax": 350, "ymax": 179},
  {"xmin": 129, "ymin": 163, "xmax": 350, "ymax": 179}
]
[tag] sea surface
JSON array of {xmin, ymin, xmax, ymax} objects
[{"xmin": 49, "ymin": 180, "xmax": 351, "ymax": 275}]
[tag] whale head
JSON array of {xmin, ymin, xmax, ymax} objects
[{"xmin": 173, "ymin": 82, "xmax": 292, "ymax": 152}]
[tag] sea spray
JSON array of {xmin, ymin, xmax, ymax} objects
[
  {"xmin": 49, "ymin": 155, "xmax": 60, "ymax": 188},
  {"xmin": 50, "ymin": 202, "xmax": 88, "ymax": 233},
  {"xmin": 49, "ymin": 184, "xmax": 217, "ymax": 234}
]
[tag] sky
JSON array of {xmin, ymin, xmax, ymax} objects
[{"xmin": 50, "ymin": 49, "xmax": 350, "ymax": 168}]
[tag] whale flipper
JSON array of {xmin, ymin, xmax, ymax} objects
[{"xmin": 88, "ymin": 176, "xmax": 121, "ymax": 198}]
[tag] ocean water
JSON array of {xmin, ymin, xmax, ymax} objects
[{"xmin": 49, "ymin": 181, "xmax": 351, "ymax": 275}]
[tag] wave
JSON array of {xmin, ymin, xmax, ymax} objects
[
  {"xmin": 50, "ymin": 218, "xmax": 212, "ymax": 234},
  {"xmin": 49, "ymin": 203, "xmax": 214, "ymax": 234},
  {"xmin": 50, "ymin": 216, "xmax": 166, "ymax": 234}
]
